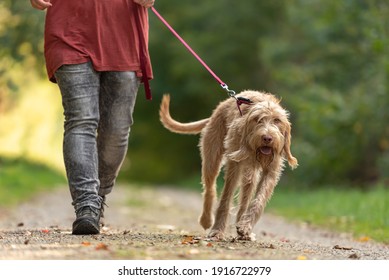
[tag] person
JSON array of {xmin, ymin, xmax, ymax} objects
[{"xmin": 30, "ymin": 0, "xmax": 155, "ymax": 235}]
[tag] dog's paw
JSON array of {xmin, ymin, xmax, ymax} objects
[
  {"xmin": 207, "ymin": 230, "xmax": 226, "ymax": 241},
  {"xmin": 235, "ymin": 232, "xmax": 256, "ymax": 241},
  {"xmin": 236, "ymin": 223, "xmax": 253, "ymax": 239},
  {"xmin": 235, "ymin": 234, "xmax": 256, "ymax": 241},
  {"xmin": 199, "ymin": 213, "xmax": 214, "ymax": 230}
]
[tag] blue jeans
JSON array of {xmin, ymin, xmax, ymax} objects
[{"xmin": 54, "ymin": 62, "xmax": 139, "ymax": 211}]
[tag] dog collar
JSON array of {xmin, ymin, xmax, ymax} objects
[{"xmin": 235, "ymin": 96, "xmax": 254, "ymax": 116}]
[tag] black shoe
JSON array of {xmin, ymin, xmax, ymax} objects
[{"xmin": 72, "ymin": 206, "xmax": 101, "ymax": 235}]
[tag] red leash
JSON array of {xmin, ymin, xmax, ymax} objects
[
  {"xmin": 151, "ymin": 7, "xmax": 234, "ymax": 95},
  {"xmin": 151, "ymin": 7, "xmax": 252, "ymax": 115}
]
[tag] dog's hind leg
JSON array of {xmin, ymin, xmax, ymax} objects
[
  {"xmin": 198, "ymin": 119, "xmax": 227, "ymax": 231},
  {"xmin": 208, "ymin": 160, "xmax": 240, "ymax": 240},
  {"xmin": 198, "ymin": 147, "xmax": 224, "ymax": 230}
]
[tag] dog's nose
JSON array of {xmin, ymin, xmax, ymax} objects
[{"xmin": 262, "ymin": 135, "xmax": 273, "ymax": 144}]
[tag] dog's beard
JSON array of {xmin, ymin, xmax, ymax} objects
[{"xmin": 256, "ymin": 147, "xmax": 274, "ymax": 167}]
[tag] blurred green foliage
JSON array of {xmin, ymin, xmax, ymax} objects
[
  {"xmin": 0, "ymin": 1, "xmax": 45, "ymax": 112},
  {"xmin": 0, "ymin": 0, "xmax": 388, "ymax": 187},
  {"xmin": 0, "ymin": 157, "xmax": 65, "ymax": 205},
  {"xmin": 260, "ymin": 0, "xmax": 389, "ymax": 185}
]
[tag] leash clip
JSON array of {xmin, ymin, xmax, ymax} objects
[
  {"xmin": 221, "ymin": 84, "xmax": 253, "ymax": 116},
  {"xmin": 221, "ymin": 83, "xmax": 236, "ymax": 98}
]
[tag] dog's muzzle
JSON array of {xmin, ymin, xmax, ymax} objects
[{"xmin": 256, "ymin": 146, "xmax": 275, "ymax": 165}]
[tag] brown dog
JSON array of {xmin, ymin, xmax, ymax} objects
[{"xmin": 159, "ymin": 90, "xmax": 298, "ymax": 240}]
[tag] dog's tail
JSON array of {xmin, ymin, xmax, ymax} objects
[{"xmin": 159, "ymin": 94, "xmax": 209, "ymax": 134}]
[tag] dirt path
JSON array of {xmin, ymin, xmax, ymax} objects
[{"xmin": 0, "ymin": 185, "xmax": 388, "ymax": 260}]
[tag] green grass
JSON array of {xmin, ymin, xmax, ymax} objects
[
  {"xmin": 268, "ymin": 185, "xmax": 389, "ymax": 243},
  {"xmin": 0, "ymin": 157, "xmax": 66, "ymax": 206}
]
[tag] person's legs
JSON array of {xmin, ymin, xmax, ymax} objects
[
  {"xmin": 97, "ymin": 71, "xmax": 140, "ymax": 200},
  {"xmin": 55, "ymin": 62, "xmax": 103, "ymax": 234}
]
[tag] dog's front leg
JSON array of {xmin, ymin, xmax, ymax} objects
[
  {"xmin": 208, "ymin": 160, "xmax": 240, "ymax": 240},
  {"xmin": 236, "ymin": 168, "xmax": 281, "ymax": 240},
  {"xmin": 235, "ymin": 167, "xmax": 258, "ymax": 227}
]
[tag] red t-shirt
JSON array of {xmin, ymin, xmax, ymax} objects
[{"xmin": 44, "ymin": 0, "xmax": 153, "ymax": 82}]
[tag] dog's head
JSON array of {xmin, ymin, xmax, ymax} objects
[{"xmin": 231, "ymin": 100, "xmax": 298, "ymax": 169}]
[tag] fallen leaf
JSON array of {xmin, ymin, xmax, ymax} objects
[
  {"xmin": 181, "ymin": 236, "xmax": 199, "ymax": 245},
  {"xmin": 333, "ymin": 245, "xmax": 352, "ymax": 250},
  {"xmin": 95, "ymin": 243, "xmax": 109, "ymax": 250},
  {"xmin": 182, "ymin": 236, "xmax": 193, "ymax": 244},
  {"xmin": 297, "ymin": 255, "xmax": 307, "ymax": 260},
  {"xmin": 349, "ymin": 253, "xmax": 360, "ymax": 259},
  {"xmin": 358, "ymin": 236, "xmax": 370, "ymax": 242},
  {"xmin": 206, "ymin": 242, "xmax": 213, "ymax": 247},
  {"xmin": 81, "ymin": 241, "xmax": 91, "ymax": 246},
  {"xmin": 41, "ymin": 229, "xmax": 50, "ymax": 234}
]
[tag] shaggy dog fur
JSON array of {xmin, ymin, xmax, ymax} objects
[{"xmin": 159, "ymin": 90, "xmax": 298, "ymax": 240}]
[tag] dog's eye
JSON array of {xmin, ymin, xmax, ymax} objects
[{"xmin": 274, "ymin": 118, "xmax": 281, "ymax": 124}]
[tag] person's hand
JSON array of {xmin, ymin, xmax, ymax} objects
[
  {"xmin": 134, "ymin": 0, "xmax": 155, "ymax": 8},
  {"xmin": 30, "ymin": 0, "xmax": 52, "ymax": 10}
]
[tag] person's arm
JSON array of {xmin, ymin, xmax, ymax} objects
[
  {"xmin": 30, "ymin": 0, "xmax": 52, "ymax": 10},
  {"xmin": 133, "ymin": 0, "xmax": 155, "ymax": 8}
]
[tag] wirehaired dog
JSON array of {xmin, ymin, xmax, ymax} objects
[{"xmin": 159, "ymin": 90, "xmax": 298, "ymax": 240}]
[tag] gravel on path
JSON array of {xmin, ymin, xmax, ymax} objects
[{"xmin": 0, "ymin": 185, "xmax": 388, "ymax": 260}]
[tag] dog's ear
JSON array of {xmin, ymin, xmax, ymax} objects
[{"xmin": 283, "ymin": 122, "xmax": 298, "ymax": 169}]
